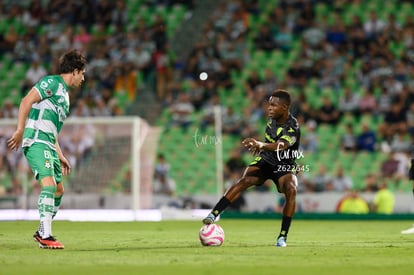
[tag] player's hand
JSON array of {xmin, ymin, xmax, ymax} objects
[
  {"xmin": 7, "ymin": 130, "xmax": 24, "ymax": 151},
  {"xmin": 60, "ymin": 156, "xmax": 72, "ymax": 176},
  {"xmin": 242, "ymin": 138, "xmax": 261, "ymax": 155}
]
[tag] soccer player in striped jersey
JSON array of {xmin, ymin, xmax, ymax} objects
[{"xmin": 7, "ymin": 50, "xmax": 87, "ymax": 249}]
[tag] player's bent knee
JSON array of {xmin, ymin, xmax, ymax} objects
[{"xmin": 286, "ymin": 184, "xmax": 297, "ymax": 196}]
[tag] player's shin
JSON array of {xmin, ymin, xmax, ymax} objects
[
  {"xmin": 211, "ymin": 196, "xmax": 231, "ymax": 217},
  {"xmin": 38, "ymin": 186, "xmax": 56, "ymax": 238},
  {"xmin": 279, "ymin": 216, "xmax": 292, "ymax": 239},
  {"xmin": 52, "ymin": 195, "xmax": 63, "ymax": 219}
]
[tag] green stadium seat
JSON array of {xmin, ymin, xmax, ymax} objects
[{"xmin": 172, "ymin": 4, "xmax": 186, "ymax": 21}]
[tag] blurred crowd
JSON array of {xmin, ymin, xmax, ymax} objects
[
  {"xmin": 0, "ymin": 0, "xmax": 194, "ymax": 119},
  {"xmin": 0, "ymin": 0, "xmax": 193, "ymax": 196},
  {"xmin": 1, "ymin": 0, "xmax": 414, "ymax": 200},
  {"xmin": 160, "ymin": 0, "xmax": 414, "ymax": 196}
]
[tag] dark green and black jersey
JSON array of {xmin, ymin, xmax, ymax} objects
[{"xmin": 260, "ymin": 114, "xmax": 301, "ymax": 167}]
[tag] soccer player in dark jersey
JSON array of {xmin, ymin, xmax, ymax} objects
[{"xmin": 202, "ymin": 89, "xmax": 301, "ymax": 247}]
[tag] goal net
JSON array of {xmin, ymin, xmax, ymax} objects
[{"xmin": 0, "ymin": 117, "xmax": 161, "ymax": 212}]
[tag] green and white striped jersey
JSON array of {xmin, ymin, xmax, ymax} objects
[{"xmin": 22, "ymin": 75, "xmax": 70, "ymax": 150}]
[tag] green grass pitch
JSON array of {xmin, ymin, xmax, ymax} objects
[{"xmin": 1, "ymin": 219, "xmax": 414, "ymax": 275}]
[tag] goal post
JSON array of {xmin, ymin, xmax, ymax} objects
[{"xmin": 0, "ymin": 116, "xmax": 161, "ymax": 213}]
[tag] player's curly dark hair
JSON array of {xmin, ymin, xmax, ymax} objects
[
  {"xmin": 58, "ymin": 49, "xmax": 87, "ymax": 74},
  {"xmin": 271, "ymin": 89, "xmax": 291, "ymax": 106}
]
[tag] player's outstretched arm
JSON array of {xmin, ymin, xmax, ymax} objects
[
  {"xmin": 7, "ymin": 89, "xmax": 41, "ymax": 150},
  {"xmin": 242, "ymin": 138, "xmax": 290, "ymax": 155}
]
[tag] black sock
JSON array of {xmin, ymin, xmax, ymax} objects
[
  {"xmin": 211, "ymin": 197, "xmax": 231, "ymax": 217},
  {"xmin": 278, "ymin": 216, "xmax": 292, "ymax": 238}
]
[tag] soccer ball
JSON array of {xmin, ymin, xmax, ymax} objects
[{"xmin": 199, "ymin": 224, "xmax": 225, "ymax": 246}]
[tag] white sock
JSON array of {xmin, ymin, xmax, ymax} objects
[{"xmin": 40, "ymin": 214, "xmax": 53, "ymax": 238}]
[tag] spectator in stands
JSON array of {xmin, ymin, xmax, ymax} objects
[
  {"xmin": 384, "ymin": 13, "xmax": 402, "ymax": 42},
  {"xmin": 0, "ymin": 99, "xmax": 18, "ymax": 119},
  {"xmin": 72, "ymin": 25, "xmax": 92, "ymax": 52},
  {"xmin": 326, "ymin": 18, "xmax": 347, "ymax": 47},
  {"xmin": 244, "ymin": 70, "xmax": 262, "ymax": 99},
  {"xmin": 390, "ymin": 131, "xmax": 411, "ymax": 153},
  {"xmin": 51, "ymin": 25, "xmax": 74, "ymax": 55},
  {"xmin": 292, "ymin": 2, "xmax": 314, "ymax": 33},
  {"xmin": 378, "ymin": 100, "xmax": 407, "ymax": 142},
  {"xmin": 302, "ymin": 21, "xmax": 325, "ymax": 48},
  {"xmin": 224, "ymin": 148, "xmax": 246, "ymax": 178},
  {"xmin": 377, "ymin": 86, "xmax": 393, "ymax": 113},
  {"xmin": 95, "ymin": 0, "xmax": 113, "ymax": 27},
  {"xmin": 336, "ymin": 190, "xmax": 370, "ymax": 214},
  {"xmin": 153, "ymin": 43, "xmax": 174, "ymax": 100},
  {"xmin": 340, "ymin": 123, "xmax": 357, "ymax": 152},
  {"xmin": 215, "ymin": 62, "xmax": 233, "ymax": 90},
  {"xmin": 381, "ymin": 152, "xmax": 400, "ymax": 180},
  {"xmin": 22, "ymin": 0, "xmax": 44, "ymax": 28},
  {"xmin": 43, "ymin": 13, "xmax": 63, "ymax": 42},
  {"xmin": 338, "ymin": 86, "xmax": 360, "ymax": 115},
  {"xmin": 274, "ymin": 24, "xmax": 293, "ymax": 52},
  {"xmin": 356, "ymin": 123, "xmax": 376, "ymax": 152},
  {"xmin": 308, "ymin": 164, "xmax": 333, "ymax": 192},
  {"xmin": 167, "ymin": 92, "xmax": 194, "ymax": 132},
  {"xmin": 373, "ymin": 181, "xmax": 395, "ymax": 214},
  {"xmin": 383, "ymin": 75, "xmax": 403, "ymax": 97},
  {"xmin": 253, "ymin": 25, "xmax": 275, "ymax": 52},
  {"xmin": 406, "ymin": 102, "xmax": 414, "ymax": 135},
  {"xmin": 261, "ymin": 69, "xmax": 278, "ymax": 97},
  {"xmin": 13, "ymin": 33, "xmax": 36, "ymax": 63},
  {"xmin": 128, "ymin": 44, "xmax": 152, "ymax": 82},
  {"xmin": 316, "ymin": 96, "xmax": 340, "ymax": 125},
  {"xmin": 358, "ymin": 88, "xmax": 377, "ymax": 114},
  {"xmin": 111, "ymin": 0, "xmax": 128, "ymax": 28},
  {"xmin": 300, "ymin": 120, "xmax": 318, "ymax": 153},
  {"xmin": 363, "ymin": 11, "xmax": 386, "ymax": 40},
  {"xmin": 199, "ymin": 94, "xmax": 225, "ymax": 132},
  {"xmin": 331, "ymin": 166, "xmax": 353, "ymax": 192},
  {"xmin": 21, "ymin": 58, "xmax": 47, "ymax": 97},
  {"xmin": 198, "ymin": 49, "xmax": 222, "ymax": 78},
  {"xmin": 286, "ymin": 60, "xmax": 306, "ymax": 87},
  {"xmin": 186, "ymin": 79, "xmax": 206, "ymax": 111},
  {"xmin": 152, "ymin": 14, "xmax": 168, "ymax": 51},
  {"xmin": 242, "ymin": 100, "xmax": 264, "ymax": 127},
  {"xmin": 92, "ymin": 97, "xmax": 112, "ymax": 117},
  {"xmin": 153, "ymin": 153, "xmax": 176, "ymax": 196},
  {"xmin": 216, "ymin": 33, "xmax": 242, "ymax": 72},
  {"xmin": 70, "ymin": 98, "xmax": 91, "ymax": 117},
  {"xmin": 0, "ymin": 161, "xmax": 11, "ymax": 195},
  {"xmin": 2, "ymin": 26, "xmax": 19, "ymax": 53},
  {"xmin": 222, "ymin": 106, "xmax": 243, "ymax": 136},
  {"xmin": 362, "ymin": 173, "xmax": 378, "ymax": 193},
  {"xmin": 114, "ymin": 62, "xmax": 138, "ymax": 102}
]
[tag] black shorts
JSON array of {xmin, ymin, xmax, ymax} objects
[{"xmin": 249, "ymin": 156, "xmax": 296, "ymax": 193}]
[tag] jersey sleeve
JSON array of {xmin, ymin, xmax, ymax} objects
[
  {"xmin": 279, "ymin": 126, "xmax": 298, "ymax": 146},
  {"xmin": 33, "ymin": 76, "xmax": 56, "ymax": 100}
]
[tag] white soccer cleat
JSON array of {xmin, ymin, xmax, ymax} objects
[
  {"xmin": 202, "ymin": 213, "xmax": 216, "ymax": 225},
  {"xmin": 401, "ymin": 225, "xmax": 414, "ymax": 234},
  {"xmin": 275, "ymin": 236, "xmax": 287, "ymax": 247}
]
